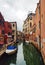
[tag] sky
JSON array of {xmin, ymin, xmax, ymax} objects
[{"xmin": 0, "ymin": 0, "xmax": 39, "ymax": 31}]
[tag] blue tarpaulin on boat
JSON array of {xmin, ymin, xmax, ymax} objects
[{"xmin": 7, "ymin": 46, "xmax": 17, "ymax": 50}]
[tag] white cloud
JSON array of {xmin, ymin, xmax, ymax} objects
[
  {"xmin": 2, "ymin": 4, "xmax": 9, "ymax": 9},
  {"xmin": 0, "ymin": 0, "xmax": 39, "ymax": 31},
  {"xmin": 16, "ymin": 10, "xmax": 27, "ymax": 20}
]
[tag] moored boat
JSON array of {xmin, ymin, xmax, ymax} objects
[{"xmin": 6, "ymin": 46, "xmax": 17, "ymax": 55}]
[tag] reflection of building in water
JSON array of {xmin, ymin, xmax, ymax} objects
[
  {"xmin": 23, "ymin": 44, "xmax": 44, "ymax": 65},
  {"xmin": 0, "ymin": 53, "xmax": 17, "ymax": 65},
  {"xmin": 16, "ymin": 43, "xmax": 26, "ymax": 65}
]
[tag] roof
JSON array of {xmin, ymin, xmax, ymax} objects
[{"xmin": 0, "ymin": 12, "xmax": 4, "ymax": 21}]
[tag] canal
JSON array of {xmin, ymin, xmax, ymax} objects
[{"xmin": 0, "ymin": 42, "xmax": 44, "ymax": 65}]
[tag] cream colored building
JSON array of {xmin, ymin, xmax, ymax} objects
[
  {"xmin": 23, "ymin": 13, "xmax": 35, "ymax": 35},
  {"xmin": 10, "ymin": 22, "xmax": 17, "ymax": 43}
]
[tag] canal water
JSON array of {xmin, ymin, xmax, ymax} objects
[{"xmin": 0, "ymin": 42, "xmax": 44, "ymax": 65}]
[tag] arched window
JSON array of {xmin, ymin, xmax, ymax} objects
[
  {"xmin": 13, "ymin": 24, "xmax": 15, "ymax": 27},
  {"xmin": 30, "ymin": 22, "xmax": 32, "ymax": 27}
]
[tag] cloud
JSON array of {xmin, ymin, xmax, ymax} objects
[
  {"xmin": 0, "ymin": 0, "xmax": 39, "ymax": 31},
  {"xmin": 16, "ymin": 10, "xmax": 27, "ymax": 20}
]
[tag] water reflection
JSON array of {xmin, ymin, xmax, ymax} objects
[
  {"xmin": 0, "ymin": 43, "xmax": 26, "ymax": 65},
  {"xmin": 23, "ymin": 43, "xmax": 44, "ymax": 65},
  {"xmin": 16, "ymin": 43, "xmax": 26, "ymax": 65},
  {"xmin": 0, "ymin": 52, "xmax": 17, "ymax": 65}
]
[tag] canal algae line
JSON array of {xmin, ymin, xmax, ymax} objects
[
  {"xmin": 16, "ymin": 43, "xmax": 26, "ymax": 65},
  {"xmin": 23, "ymin": 43, "xmax": 44, "ymax": 65}
]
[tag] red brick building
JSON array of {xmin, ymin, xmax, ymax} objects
[
  {"xmin": 0, "ymin": 12, "xmax": 5, "ymax": 45},
  {"xmin": 4, "ymin": 21, "xmax": 12, "ymax": 35},
  {"xmin": 4, "ymin": 21, "xmax": 12, "ymax": 43},
  {"xmin": 32, "ymin": 0, "xmax": 45, "ymax": 63},
  {"xmin": 34, "ymin": 2, "xmax": 41, "ymax": 50},
  {"xmin": 0, "ymin": 12, "xmax": 12, "ymax": 45},
  {"xmin": 39, "ymin": 0, "xmax": 45, "ymax": 63}
]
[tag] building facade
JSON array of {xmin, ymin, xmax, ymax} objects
[
  {"xmin": 23, "ymin": 0, "xmax": 45, "ymax": 63},
  {"xmin": 23, "ymin": 13, "xmax": 35, "ymax": 41},
  {"xmin": 35, "ymin": 2, "xmax": 41, "ymax": 50},
  {"xmin": 29, "ymin": 0, "xmax": 45, "ymax": 63},
  {"xmin": 10, "ymin": 22, "xmax": 17, "ymax": 43},
  {"xmin": 23, "ymin": 13, "xmax": 34, "ymax": 34},
  {"xmin": 4, "ymin": 21, "xmax": 12, "ymax": 44},
  {"xmin": 40, "ymin": 0, "xmax": 45, "ymax": 63},
  {"xmin": 0, "ymin": 12, "xmax": 12, "ymax": 45}
]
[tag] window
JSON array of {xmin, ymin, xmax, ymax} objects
[
  {"xmin": 9, "ymin": 26, "xmax": 12, "ymax": 29},
  {"xmin": 13, "ymin": 24, "xmax": 15, "ymax": 27},
  {"xmin": 25, "ymin": 28, "xmax": 27, "ymax": 32},
  {"xmin": 33, "ymin": 27, "xmax": 36, "ymax": 33},
  {"xmin": 42, "ymin": 14, "xmax": 43, "ymax": 18},
  {"xmin": 0, "ymin": 20, "xmax": 4, "ymax": 26},
  {"xmin": 8, "ymin": 24, "xmax": 12, "ymax": 29},
  {"xmin": 39, "ymin": 35, "xmax": 41, "ymax": 48},
  {"xmin": 12, "ymin": 35, "xmax": 14, "ymax": 40},
  {"xmin": 8, "ymin": 32, "xmax": 11, "ymax": 35},
  {"xmin": 30, "ymin": 22, "xmax": 32, "ymax": 27},
  {"xmin": 2, "ymin": 30, "xmax": 5, "ymax": 34},
  {"xmin": 38, "ymin": 6, "xmax": 40, "ymax": 14},
  {"xmin": 39, "ymin": 21, "xmax": 40, "ymax": 29},
  {"xmin": 12, "ymin": 30, "xmax": 15, "ymax": 33},
  {"xmin": 0, "ymin": 37, "xmax": 4, "ymax": 41},
  {"xmin": 30, "ymin": 17, "xmax": 32, "ymax": 20}
]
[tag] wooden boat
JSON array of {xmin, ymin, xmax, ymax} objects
[{"xmin": 6, "ymin": 46, "xmax": 17, "ymax": 55}]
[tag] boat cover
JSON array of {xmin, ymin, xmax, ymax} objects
[{"xmin": 7, "ymin": 46, "xmax": 17, "ymax": 50}]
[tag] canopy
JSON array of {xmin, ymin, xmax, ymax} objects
[{"xmin": 7, "ymin": 46, "xmax": 17, "ymax": 50}]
